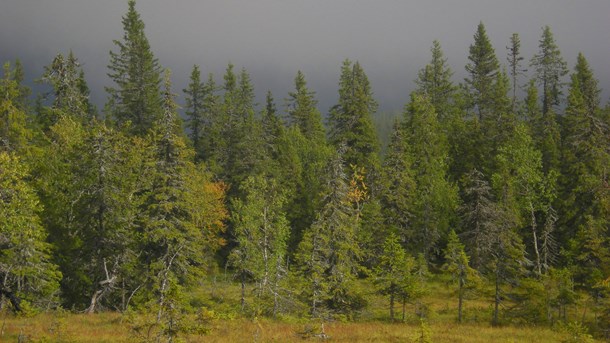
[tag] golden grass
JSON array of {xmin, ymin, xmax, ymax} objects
[
  {"xmin": 0, "ymin": 313, "xmax": 591, "ymax": 343},
  {"xmin": 0, "ymin": 277, "xmax": 602, "ymax": 342}
]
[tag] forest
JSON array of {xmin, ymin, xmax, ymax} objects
[{"xmin": 1, "ymin": 1, "xmax": 609, "ymax": 342}]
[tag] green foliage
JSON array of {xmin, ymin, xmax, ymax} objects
[
  {"xmin": 296, "ymin": 149, "xmax": 363, "ymax": 319},
  {"xmin": 374, "ymin": 233, "xmax": 417, "ymax": 321},
  {"xmin": 328, "ymin": 59, "xmax": 381, "ymax": 192},
  {"xmin": 106, "ymin": 0, "xmax": 163, "ymax": 135},
  {"xmin": 402, "ymin": 93, "xmax": 457, "ymax": 260},
  {"xmin": 0, "ymin": 152, "xmax": 61, "ymax": 307},
  {"xmin": 229, "ymin": 175, "xmax": 290, "ymax": 316}
]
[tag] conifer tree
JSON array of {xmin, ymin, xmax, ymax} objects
[
  {"xmin": 464, "ymin": 22, "xmax": 500, "ymax": 121},
  {"xmin": 560, "ymin": 61, "xmax": 609, "ymax": 289},
  {"xmin": 106, "ymin": 0, "xmax": 162, "ymax": 135},
  {"xmin": 506, "ymin": 33, "xmax": 526, "ymax": 112},
  {"xmin": 328, "ymin": 60, "xmax": 381, "ymax": 192},
  {"xmin": 415, "ymin": 40, "xmax": 456, "ymax": 121},
  {"xmin": 402, "ymin": 93, "xmax": 457, "ymax": 261},
  {"xmin": 0, "ymin": 152, "xmax": 61, "ymax": 309},
  {"xmin": 296, "ymin": 149, "xmax": 362, "ymax": 318},
  {"xmin": 137, "ymin": 71, "xmax": 226, "ymax": 321},
  {"xmin": 443, "ymin": 230, "xmax": 478, "ymax": 323},
  {"xmin": 0, "ymin": 63, "xmax": 30, "ymax": 152},
  {"xmin": 374, "ymin": 233, "xmax": 416, "ymax": 322},
  {"xmin": 530, "ymin": 26, "xmax": 568, "ymax": 117},
  {"xmin": 287, "ymin": 71, "xmax": 325, "ymax": 142},
  {"xmin": 229, "ymin": 175, "xmax": 290, "ymax": 315},
  {"xmin": 42, "ymin": 51, "xmax": 93, "ymax": 123},
  {"xmin": 380, "ymin": 120, "xmax": 416, "ymax": 246},
  {"xmin": 12, "ymin": 59, "xmax": 31, "ymax": 113},
  {"xmin": 183, "ymin": 65, "xmax": 206, "ymax": 159}
]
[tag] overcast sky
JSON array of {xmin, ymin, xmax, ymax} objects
[{"xmin": 1, "ymin": 0, "xmax": 609, "ymax": 114}]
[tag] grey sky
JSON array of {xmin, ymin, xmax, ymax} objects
[{"xmin": 1, "ymin": 0, "xmax": 609, "ymax": 113}]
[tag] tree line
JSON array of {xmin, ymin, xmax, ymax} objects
[{"xmin": 1, "ymin": 0, "xmax": 609, "ymax": 338}]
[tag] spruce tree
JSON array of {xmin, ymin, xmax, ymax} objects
[
  {"xmin": 415, "ymin": 40, "xmax": 456, "ymax": 121},
  {"xmin": 287, "ymin": 71, "xmax": 325, "ymax": 141},
  {"xmin": 106, "ymin": 0, "xmax": 162, "ymax": 135},
  {"xmin": 183, "ymin": 65, "xmax": 206, "ymax": 159},
  {"xmin": 0, "ymin": 63, "xmax": 30, "ymax": 152},
  {"xmin": 328, "ymin": 59, "xmax": 381, "ymax": 192},
  {"xmin": 296, "ymin": 149, "xmax": 362, "ymax": 319},
  {"xmin": 42, "ymin": 51, "xmax": 92, "ymax": 123},
  {"xmin": 506, "ymin": 33, "xmax": 526, "ymax": 112},
  {"xmin": 0, "ymin": 152, "xmax": 61, "ymax": 309},
  {"xmin": 402, "ymin": 93, "xmax": 457, "ymax": 261},
  {"xmin": 464, "ymin": 22, "xmax": 500, "ymax": 121},
  {"xmin": 443, "ymin": 230, "xmax": 478, "ymax": 323},
  {"xmin": 560, "ymin": 62, "xmax": 609, "ymax": 290},
  {"xmin": 530, "ymin": 26, "xmax": 568, "ymax": 117},
  {"xmin": 374, "ymin": 233, "xmax": 416, "ymax": 322},
  {"xmin": 229, "ymin": 175, "xmax": 290, "ymax": 315}
]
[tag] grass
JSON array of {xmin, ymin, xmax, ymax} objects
[{"xmin": 0, "ymin": 276, "xmax": 602, "ymax": 342}]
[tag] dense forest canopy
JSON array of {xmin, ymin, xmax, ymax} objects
[{"xmin": 1, "ymin": 1, "xmax": 609, "ymax": 341}]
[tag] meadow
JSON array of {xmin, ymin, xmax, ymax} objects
[{"xmin": 0, "ymin": 277, "xmax": 601, "ymax": 342}]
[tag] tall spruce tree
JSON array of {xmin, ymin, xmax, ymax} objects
[
  {"xmin": 506, "ymin": 33, "xmax": 527, "ymax": 112},
  {"xmin": 0, "ymin": 152, "xmax": 61, "ymax": 310},
  {"xmin": 402, "ymin": 93, "xmax": 457, "ymax": 261},
  {"xmin": 229, "ymin": 175, "xmax": 290, "ymax": 315},
  {"xmin": 287, "ymin": 71, "xmax": 325, "ymax": 142},
  {"xmin": 0, "ymin": 63, "xmax": 31, "ymax": 153},
  {"xmin": 106, "ymin": 0, "xmax": 162, "ymax": 135},
  {"xmin": 560, "ymin": 60, "xmax": 610, "ymax": 289},
  {"xmin": 328, "ymin": 60, "xmax": 381, "ymax": 192},
  {"xmin": 530, "ymin": 26, "xmax": 568, "ymax": 117},
  {"xmin": 296, "ymin": 148, "xmax": 362, "ymax": 319},
  {"xmin": 464, "ymin": 22, "xmax": 500, "ymax": 121},
  {"xmin": 415, "ymin": 40, "xmax": 456, "ymax": 121},
  {"xmin": 42, "ymin": 51, "xmax": 93, "ymax": 123},
  {"xmin": 443, "ymin": 230, "xmax": 478, "ymax": 323}
]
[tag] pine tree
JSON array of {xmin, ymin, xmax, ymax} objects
[
  {"xmin": 106, "ymin": 0, "xmax": 163, "ymax": 135},
  {"xmin": 12, "ymin": 59, "xmax": 31, "ymax": 113}
]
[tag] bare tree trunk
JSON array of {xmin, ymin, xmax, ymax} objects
[{"xmin": 530, "ymin": 201, "xmax": 542, "ymax": 276}]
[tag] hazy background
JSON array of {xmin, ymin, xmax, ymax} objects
[{"xmin": 1, "ymin": 0, "xmax": 609, "ymax": 114}]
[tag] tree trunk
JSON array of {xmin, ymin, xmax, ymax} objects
[
  {"xmin": 390, "ymin": 292, "xmax": 395, "ymax": 322},
  {"xmin": 458, "ymin": 278, "xmax": 463, "ymax": 323},
  {"xmin": 0, "ymin": 287, "xmax": 21, "ymax": 313},
  {"xmin": 493, "ymin": 268, "xmax": 500, "ymax": 326},
  {"xmin": 530, "ymin": 201, "xmax": 542, "ymax": 276}
]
